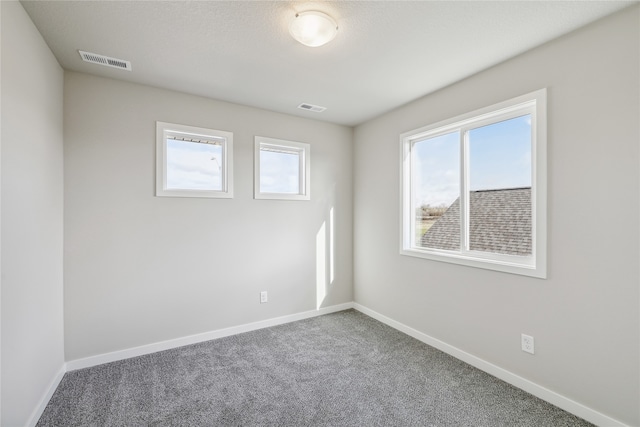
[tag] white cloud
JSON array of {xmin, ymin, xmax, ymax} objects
[
  {"xmin": 166, "ymin": 140, "xmax": 222, "ymax": 190},
  {"xmin": 260, "ymin": 150, "xmax": 299, "ymax": 193}
]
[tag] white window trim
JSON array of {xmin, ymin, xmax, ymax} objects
[
  {"xmin": 254, "ymin": 136, "xmax": 310, "ymax": 201},
  {"xmin": 400, "ymin": 89, "xmax": 547, "ymax": 278},
  {"xmin": 156, "ymin": 121, "xmax": 233, "ymax": 199}
]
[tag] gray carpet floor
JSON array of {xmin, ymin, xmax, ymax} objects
[{"xmin": 37, "ymin": 309, "xmax": 593, "ymax": 426}]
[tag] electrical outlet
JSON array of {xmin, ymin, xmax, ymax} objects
[
  {"xmin": 521, "ymin": 334, "xmax": 534, "ymax": 354},
  {"xmin": 260, "ymin": 291, "xmax": 268, "ymax": 304}
]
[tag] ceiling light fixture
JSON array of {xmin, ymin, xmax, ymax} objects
[{"xmin": 289, "ymin": 11, "xmax": 338, "ymax": 47}]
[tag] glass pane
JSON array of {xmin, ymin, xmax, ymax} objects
[
  {"xmin": 260, "ymin": 148, "xmax": 300, "ymax": 194},
  {"xmin": 467, "ymin": 114, "xmax": 532, "ymax": 256},
  {"xmin": 412, "ymin": 131, "xmax": 460, "ymax": 250},
  {"xmin": 166, "ymin": 139, "xmax": 223, "ymax": 191}
]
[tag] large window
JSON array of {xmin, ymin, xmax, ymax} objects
[
  {"xmin": 254, "ymin": 136, "xmax": 310, "ymax": 201},
  {"xmin": 400, "ymin": 89, "xmax": 546, "ymax": 278},
  {"xmin": 156, "ymin": 122, "xmax": 233, "ymax": 198}
]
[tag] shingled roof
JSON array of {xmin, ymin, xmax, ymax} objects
[{"xmin": 420, "ymin": 187, "xmax": 531, "ymax": 256}]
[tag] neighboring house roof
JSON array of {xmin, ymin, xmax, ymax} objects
[{"xmin": 420, "ymin": 187, "xmax": 532, "ymax": 256}]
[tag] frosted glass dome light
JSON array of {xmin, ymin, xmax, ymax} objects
[{"xmin": 289, "ymin": 11, "xmax": 338, "ymax": 47}]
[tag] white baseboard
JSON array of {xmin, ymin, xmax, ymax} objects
[
  {"xmin": 353, "ymin": 303, "xmax": 627, "ymax": 427},
  {"xmin": 66, "ymin": 302, "xmax": 354, "ymax": 371},
  {"xmin": 27, "ymin": 364, "xmax": 66, "ymax": 427},
  {"xmin": 54, "ymin": 302, "xmax": 628, "ymax": 426}
]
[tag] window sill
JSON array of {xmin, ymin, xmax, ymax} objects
[{"xmin": 400, "ymin": 247, "xmax": 546, "ymax": 279}]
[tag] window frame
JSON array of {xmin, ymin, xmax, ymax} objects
[
  {"xmin": 400, "ymin": 89, "xmax": 547, "ymax": 278},
  {"xmin": 156, "ymin": 121, "xmax": 233, "ymax": 199},
  {"xmin": 254, "ymin": 136, "xmax": 310, "ymax": 201}
]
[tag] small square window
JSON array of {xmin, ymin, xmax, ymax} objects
[
  {"xmin": 156, "ymin": 122, "xmax": 233, "ymax": 198},
  {"xmin": 254, "ymin": 137, "xmax": 310, "ymax": 201}
]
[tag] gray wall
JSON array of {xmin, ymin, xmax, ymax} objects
[
  {"xmin": 1, "ymin": 1, "xmax": 65, "ymax": 425},
  {"xmin": 64, "ymin": 72, "xmax": 353, "ymax": 361},
  {"xmin": 353, "ymin": 6, "xmax": 639, "ymax": 426}
]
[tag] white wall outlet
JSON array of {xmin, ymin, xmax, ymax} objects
[
  {"xmin": 521, "ymin": 334, "xmax": 535, "ymax": 354},
  {"xmin": 260, "ymin": 291, "xmax": 268, "ymax": 304}
]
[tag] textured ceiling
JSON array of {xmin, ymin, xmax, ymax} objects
[{"xmin": 21, "ymin": 1, "xmax": 634, "ymax": 126}]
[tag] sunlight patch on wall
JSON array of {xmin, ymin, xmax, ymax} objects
[
  {"xmin": 330, "ymin": 207, "xmax": 335, "ymax": 284},
  {"xmin": 316, "ymin": 221, "xmax": 327, "ymax": 310}
]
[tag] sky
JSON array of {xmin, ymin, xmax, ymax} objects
[
  {"xmin": 166, "ymin": 139, "xmax": 222, "ymax": 191},
  {"xmin": 166, "ymin": 139, "xmax": 301, "ymax": 194},
  {"xmin": 259, "ymin": 149, "xmax": 300, "ymax": 194},
  {"xmin": 168, "ymin": 115, "xmax": 529, "ymax": 198},
  {"xmin": 412, "ymin": 114, "xmax": 531, "ymax": 208}
]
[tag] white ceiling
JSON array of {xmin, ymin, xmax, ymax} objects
[{"xmin": 21, "ymin": 1, "xmax": 634, "ymax": 126}]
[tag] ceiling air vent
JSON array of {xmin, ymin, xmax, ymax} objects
[
  {"xmin": 297, "ymin": 103, "xmax": 326, "ymax": 113},
  {"xmin": 79, "ymin": 51, "xmax": 132, "ymax": 71}
]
